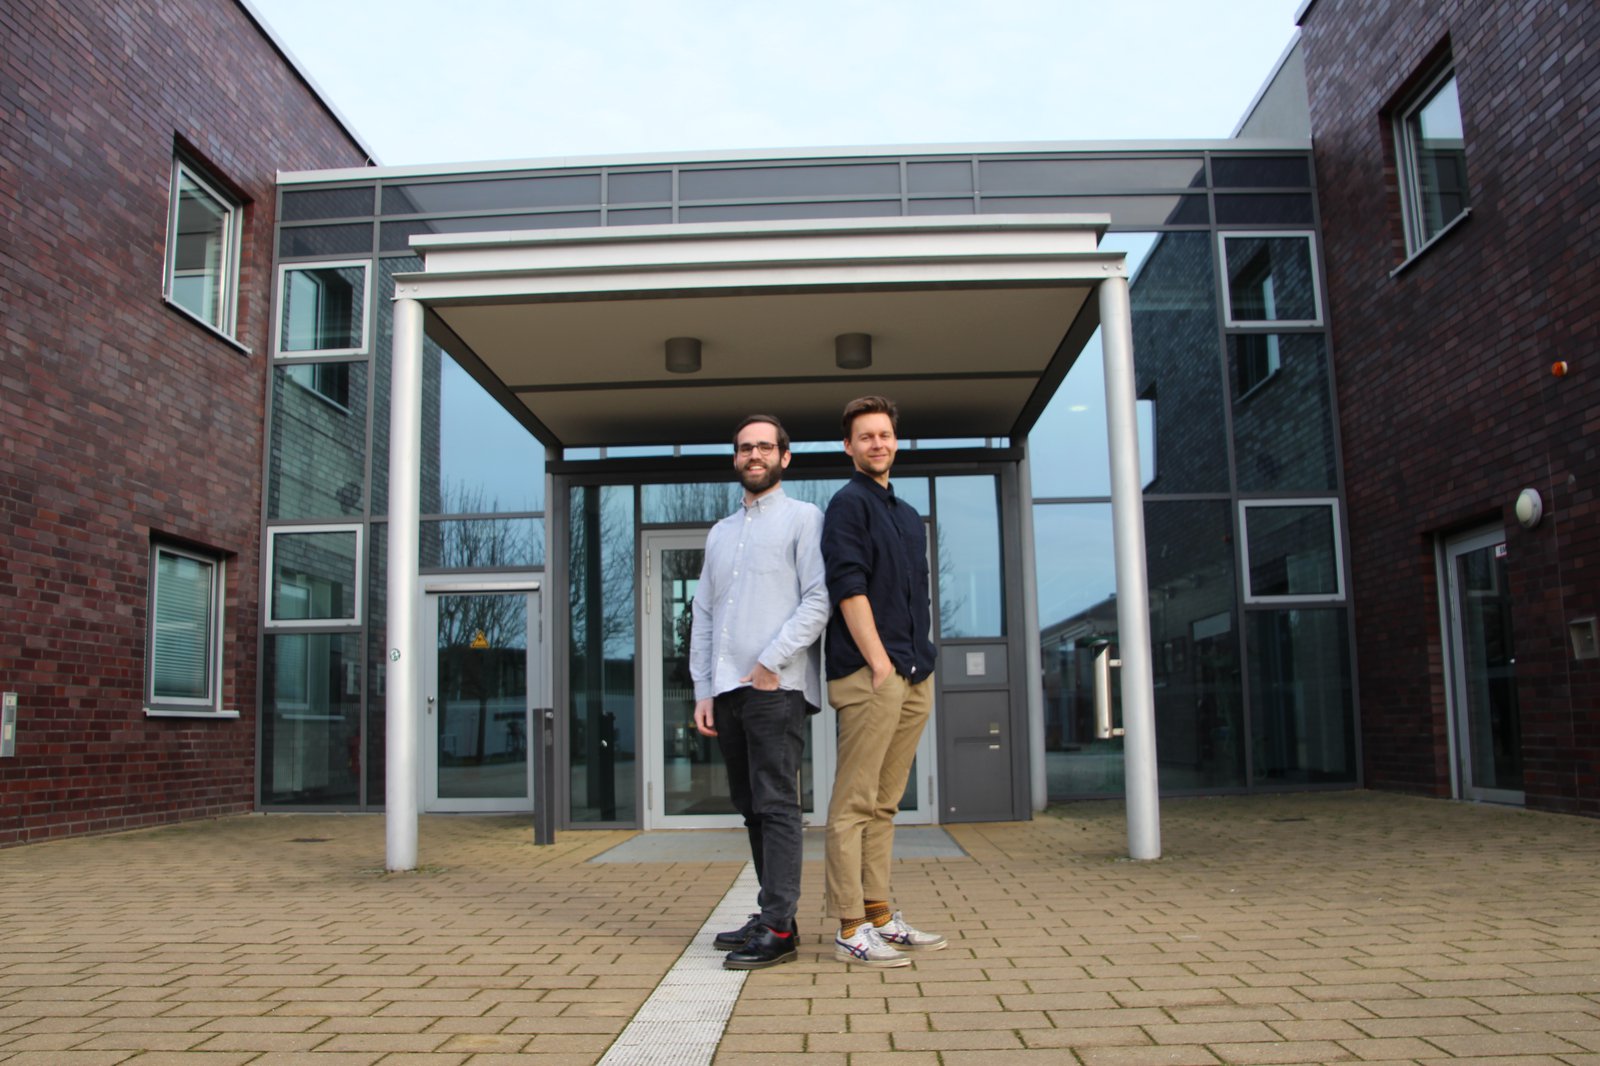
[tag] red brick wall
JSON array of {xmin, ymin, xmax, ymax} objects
[
  {"xmin": 1300, "ymin": 0, "xmax": 1600, "ymax": 814},
  {"xmin": 0, "ymin": 0, "xmax": 368, "ymax": 844}
]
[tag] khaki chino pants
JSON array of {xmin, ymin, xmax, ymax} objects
[{"xmin": 823, "ymin": 667, "xmax": 934, "ymax": 919}]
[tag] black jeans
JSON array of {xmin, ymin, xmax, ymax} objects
[{"xmin": 713, "ymin": 686, "xmax": 807, "ymax": 930}]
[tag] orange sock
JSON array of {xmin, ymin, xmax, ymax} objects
[
  {"xmin": 840, "ymin": 917, "xmax": 866, "ymax": 937},
  {"xmin": 865, "ymin": 900, "xmax": 891, "ymax": 926}
]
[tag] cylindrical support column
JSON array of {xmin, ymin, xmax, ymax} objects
[
  {"xmin": 1016, "ymin": 439, "xmax": 1048, "ymax": 813},
  {"xmin": 385, "ymin": 296, "xmax": 425, "ymax": 871},
  {"xmin": 1098, "ymin": 275, "xmax": 1161, "ymax": 860}
]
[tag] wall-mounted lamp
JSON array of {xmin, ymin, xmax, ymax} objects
[
  {"xmin": 1514, "ymin": 487, "xmax": 1543, "ymax": 529},
  {"xmin": 665, "ymin": 336, "xmax": 701, "ymax": 374},
  {"xmin": 835, "ymin": 332, "xmax": 872, "ymax": 370}
]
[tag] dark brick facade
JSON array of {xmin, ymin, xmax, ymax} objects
[
  {"xmin": 1300, "ymin": 0, "xmax": 1600, "ymax": 814},
  {"xmin": 0, "ymin": 0, "xmax": 368, "ymax": 844}
]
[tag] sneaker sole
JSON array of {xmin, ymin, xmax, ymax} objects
[
  {"xmin": 885, "ymin": 938, "xmax": 948, "ymax": 951},
  {"xmin": 833, "ymin": 948, "xmax": 911, "ymax": 967}
]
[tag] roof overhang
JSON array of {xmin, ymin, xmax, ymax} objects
[{"xmin": 392, "ymin": 214, "xmax": 1123, "ymax": 449}]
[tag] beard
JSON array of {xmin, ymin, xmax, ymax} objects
[{"xmin": 739, "ymin": 462, "xmax": 781, "ymax": 495}]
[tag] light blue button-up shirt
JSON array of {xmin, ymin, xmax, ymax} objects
[{"xmin": 689, "ymin": 486, "xmax": 828, "ymax": 708}]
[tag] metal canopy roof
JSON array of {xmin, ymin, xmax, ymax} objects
[{"xmin": 393, "ymin": 214, "xmax": 1122, "ymax": 449}]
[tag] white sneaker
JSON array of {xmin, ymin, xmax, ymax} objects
[
  {"xmin": 834, "ymin": 922, "xmax": 911, "ymax": 967},
  {"xmin": 874, "ymin": 911, "xmax": 947, "ymax": 951}
]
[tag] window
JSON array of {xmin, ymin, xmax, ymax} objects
[
  {"xmin": 1396, "ymin": 65, "xmax": 1470, "ymax": 254},
  {"xmin": 148, "ymin": 542, "xmax": 231, "ymax": 715},
  {"xmin": 275, "ymin": 261, "xmax": 371, "ymax": 357},
  {"xmin": 266, "ymin": 525, "xmax": 363, "ymax": 627},
  {"xmin": 1232, "ymin": 333, "xmax": 1282, "ymax": 397},
  {"xmin": 1239, "ymin": 500, "xmax": 1345, "ymax": 603},
  {"xmin": 1219, "ymin": 233, "xmax": 1322, "ymax": 327},
  {"xmin": 164, "ymin": 158, "xmax": 242, "ymax": 335}
]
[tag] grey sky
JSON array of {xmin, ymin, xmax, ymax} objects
[{"xmin": 247, "ymin": 0, "xmax": 1305, "ymax": 167}]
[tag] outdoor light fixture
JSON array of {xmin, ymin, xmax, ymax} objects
[
  {"xmin": 665, "ymin": 336, "xmax": 701, "ymax": 374},
  {"xmin": 835, "ymin": 332, "xmax": 872, "ymax": 370},
  {"xmin": 1515, "ymin": 487, "xmax": 1543, "ymax": 529}
]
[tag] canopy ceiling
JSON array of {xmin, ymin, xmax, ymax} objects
[{"xmin": 394, "ymin": 215, "xmax": 1121, "ymax": 449}]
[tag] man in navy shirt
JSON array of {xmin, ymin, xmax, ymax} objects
[{"xmin": 821, "ymin": 395, "xmax": 946, "ymax": 967}]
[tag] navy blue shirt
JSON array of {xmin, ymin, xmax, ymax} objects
[{"xmin": 821, "ymin": 472, "xmax": 937, "ymax": 682}]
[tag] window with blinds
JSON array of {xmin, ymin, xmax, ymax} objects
[{"xmin": 150, "ymin": 544, "xmax": 222, "ymax": 709}]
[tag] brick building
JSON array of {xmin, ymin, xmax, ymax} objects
[
  {"xmin": 0, "ymin": 0, "xmax": 370, "ymax": 843},
  {"xmin": 2, "ymin": 0, "xmax": 1594, "ymax": 848},
  {"xmin": 1298, "ymin": 0, "xmax": 1600, "ymax": 815}
]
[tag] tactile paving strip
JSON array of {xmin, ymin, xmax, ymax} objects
[{"xmin": 596, "ymin": 863, "xmax": 760, "ymax": 1065}]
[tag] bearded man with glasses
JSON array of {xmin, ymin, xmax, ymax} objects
[{"xmin": 690, "ymin": 414, "xmax": 828, "ymax": 968}]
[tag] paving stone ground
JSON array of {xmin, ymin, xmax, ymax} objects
[{"xmin": 1, "ymin": 791, "xmax": 1597, "ymax": 1064}]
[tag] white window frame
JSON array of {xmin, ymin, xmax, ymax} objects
[
  {"xmin": 163, "ymin": 158, "xmax": 242, "ymax": 339},
  {"xmin": 1395, "ymin": 64, "xmax": 1471, "ymax": 257},
  {"xmin": 146, "ymin": 542, "xmax": 237, "ymax": 718},
  {"xmin": 1238, "ymin": 498, "xmax": 1345, "ymax": 604},
  {"xmin": 265, "ymin": 524, "xmax": 364, "ymax": 629},
  {"xmin": 1218, "ymin": 232, "xmax": 1323, "ymax": 329},
  {"xmin": 273, "ymin": 259, "xmax": 372, "ymax": 358}
]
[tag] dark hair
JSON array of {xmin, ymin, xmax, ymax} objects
[
  {"xmin": 733, "ymin": 413, "xmax": 790, "ymax": 455},
  {"xmin": 841, "ymin": 395, "xmax": 899, "ymax": 438}
]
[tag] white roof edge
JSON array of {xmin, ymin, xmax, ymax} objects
[
  {"xmin": 405, "ymin": 213, "xmax": 1115, "ymax": 252},
  {"xmin": 276, "ymin": 137, "xmax": 1313, "ymax": 186},
  {"xmin": 233, "ymin": 0, "xmax": 382, "ymax": 166}
]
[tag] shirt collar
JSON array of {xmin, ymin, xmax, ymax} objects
[
  {"xmin": 849, "ymin": 470, "xmax": 896, "ymax": 502},
  {"xmin": 742, "ymin": 484, "xmax": 789, "ymax": 512}
]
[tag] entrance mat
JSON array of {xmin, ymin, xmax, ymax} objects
[{"xmin": 589, "ymin": 826, "xmax": 966, "ymax": 863}]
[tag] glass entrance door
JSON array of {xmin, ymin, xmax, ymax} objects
[
  {"xmin": 1444, "ymin": 529, "xmax": 1523, "ymax": 804},
  {"xmin": 641, "ymin": 530, "xmax": 826, "ymax": 829},
  {"xmin": 423, "ymin": 581, "xmax": 541, "ymax": 812}
]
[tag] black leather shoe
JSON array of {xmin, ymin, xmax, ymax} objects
[
  {"xmin": 713, "ymin": 913, "xmax": 760, "ymax": 950},
  {"xmin": 723, "ymin": 925, "xmax": 798, "ymax": 970}
]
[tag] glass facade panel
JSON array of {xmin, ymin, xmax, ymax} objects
[
  {"xmin": 979, "ymin": 158, "xmax": 1205, "ymax": 194},
  {"xmin": 607, "ymin": 208, "xmax": 673, "ymax": 225},
  {"xmin": 641, "ymin": 482, "xmax": 740, "ymax": 524},
  {"xmin": 268, "ymin": 362, "xmax": 368, "ymax": 520},
  {"xmin": 420, "ymin": 517, "xmax": 544, "ymax": 569},
  {"xmin": 1223, "ymin": 234, "xmax": 1320, "ymax": 324},
  {"xmin": 271, "ymin": 529, "xmax": 360, "ymax": 622},
  {"xmin": 568, "ymin": 485, "xmax": 636, "ymax": 822},
  {"xmin": 382, "ymin": 175, "xmax": 600, "ymax": 214},
  {"xmin": 279, "ymin": 224, "xmax": 372, "ymax": 259},
  {"xmin": 1243, "ymin": 503, "xmax": 1340, "ymax": 599},
  {"xmin": 907, "ymin": 162, "xmax": 973, "ymax": 194},
  {"xmin": 1132, "ymin": 233, "xmax": 1228, "ymax": 492},
  {"xmin": 1145, "ymin": 500, "xmax": 1244, "ymax": 789},
  {"xmin": 371, "ymin": 257, "xmax": 446, "ymax": 517},
  {"xmin": 1248, "ymin": 609, "xmax": 1355, "ymax": 784},
  {"xmin": 1230, "ymin": 334, "xmax": 1338, "ymax": 492},
  {"xmin": 784, "ymin": 478, "xmax": 851, "ymax": 511},
  {"xmin": 1034, "ymin": 504, "xmax": 1120, "ymax": 797},
  {"xmin": 279, "ymin": 264, "xmax": 366, "ymax": 354},
  {"xmin": 679, "ymin": 200, "xmax": 898, "ymax": 223},
  {"xmin": 435, "ymin": 591, "xmax": 529, "ymax": 799},
  {"xmin": 1214, "ymin": 193, "xmax": 1316, "ymax": 225},
  {"xmin": 380, "ymin": 212, "xmax": 601, "ymax": 250},
  {"xmin": 281, "ymin": 186, "xmax": 375, "ymax": 221},
  {"xmin": 678, "ymin": 164, "xmax": 900, "ymax": 200},
  {"xmin": 1209, "ymin": 157, "xmax": 1311, "ymax": 188},
  {"xmin": 935, "ymin": 476, "xmax": 1003, "ymax": 638},
  {"xmin": 365, "ymin": 524, "xmax": 387, "ymax": 805},
  {"xmin": 907, "ymin": 198, "xmax": 975, "ymax": 215},
  {"xmin": 437, "ymin": 354, "xmax": 545, "ymax": 513},
  {"xmin": 261, "ymin": 632, "xmax": 363, "ymax": 805},
  {"xmin": 981, "ymin": 195, "xmax": 1209, "ymax": 227},
  {"xmin": 607, "ymin": 171, "xmax": 671, "ymax": 203}
]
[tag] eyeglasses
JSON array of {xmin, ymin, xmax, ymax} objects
[{"xmin": 736, "ymin": 441, "xmax": 780, "ymax": 457}]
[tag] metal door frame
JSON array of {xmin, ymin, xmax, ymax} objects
[{"xmin": 421, "ymin": 573, "xmax": 542, "ymax": 813}]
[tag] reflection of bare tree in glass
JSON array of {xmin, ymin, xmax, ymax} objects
[
  {"xmin": 437, "ymin": 482, "xmax": 528, "ymax": 765},
  {"xmin": 568, "ymin": 486, "xmax": 634, "ymax": 818},
  {"xmin": 934, "ymin": 525, "xmax": 968, "ymax": 637}
]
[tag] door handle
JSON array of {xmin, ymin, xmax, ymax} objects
[{"xmin": 1094, "ymin": 645, "xmax": 1124, "ymax": 739}]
